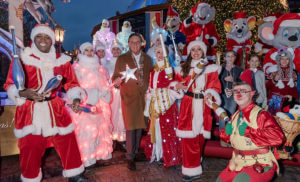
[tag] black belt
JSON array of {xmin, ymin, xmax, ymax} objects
[
  {"xmin": 27, "ymin": 97, "xmax": 55, "ymax": 102},
  {"xmin": 185, "ymin": 91, "xmax": 204, "ymax": 99}
]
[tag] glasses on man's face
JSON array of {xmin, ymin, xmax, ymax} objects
[{"xmin": 232, "ymin": 89, "xmax": 251, "ymax": 95}]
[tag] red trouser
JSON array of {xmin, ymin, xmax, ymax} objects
[
  {"xmin": 181, "ymin": 134, "xmax": 205, "ymax": 176},
  {"xmin": 217, "ymin": 162, "xmax": 277, "ymax": 182},
  {"xmin": 18, "ymin": 132, "xmax": 83, "ymax": 181}
]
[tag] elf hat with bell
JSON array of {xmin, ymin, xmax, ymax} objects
[{"xmin": 167, "ymin": 6, "xmax": 180, "ymax": 18}]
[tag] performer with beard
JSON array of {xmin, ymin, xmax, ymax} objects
[
  {"xmin": 71, "ymin": 42, "xmax": 113, "ymax": 168},
  {"xmin": 117, "ymin": 21, "xmax": 134, "ymax": 53}
]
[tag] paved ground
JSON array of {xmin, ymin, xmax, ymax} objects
[{"xmin": 1, "ymin": 148, "xmax": 300, "ymax": 182}]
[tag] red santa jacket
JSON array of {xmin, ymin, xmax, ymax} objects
[
  {"xmin": 263, "ymin": 47, "xmax": 300, "ymax": 74},
  {"xmin": 4, "ymin": 47, "xmax": 85, "ymax": 138},
  {"xmin": 174, "ymin": 63, "xmax": 221, "ymax": 139},
  {"xmin": 180, "ymin": 22, "xmax": 219, "ymax": 60}
]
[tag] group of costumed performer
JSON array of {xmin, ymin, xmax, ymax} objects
[
  {"xmin": 71, "ymin": 42, "xmax": 113, "ymax": 167},
  {"xmin": 4, "ymin": 24, "xmax": 88, "ymax": 181},
  {"xmin": 143, "ymin": 43, "xmax": 183, "ymax": 168},
  {"xmin": 174, "ymin": 38, "xmax": 222, "ymax": 181},
  {"xmin": 218, "ymin": 69, "xmax": 285, "ymax": 182}
]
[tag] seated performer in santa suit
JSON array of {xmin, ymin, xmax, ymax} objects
[
  {"xmin": 4, "ymin": 24, "xmax": 90, "ymax": 182},
  {"xmin": 71, "ymin": 42, "xmax": 113, "ymax": 168},
  {"xmin": 217, "ymin": 69, "xmax": 285, "ymax": 182},
  {"xmin": 174, "ymin": 39, "xmax": 222, "ymax": 182},
  {"xmin": 143, "ymin": 44, "xmax": 183, "ymax": 167},
  {"xmin": 103, "ymin": 40, "xmax": 126, "ymax": 150}
]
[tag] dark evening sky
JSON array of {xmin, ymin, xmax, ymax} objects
[{"xmin": 52, "ymin": 0, "xmax": 131, "ymax": 50}]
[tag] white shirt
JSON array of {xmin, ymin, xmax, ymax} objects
[{"xmin": 133, "ymin": 52, "xmax": 141, "ymax": 68}]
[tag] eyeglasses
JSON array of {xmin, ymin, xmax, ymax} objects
[{"xmin": 232, "ymin": 89, "xmax": 252, "ymax": 95}]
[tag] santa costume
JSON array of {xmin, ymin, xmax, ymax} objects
[
  {"xmin": 102, "ymin": 40, "xmax": 126, "ymax": 142},
  {"xmin": 4, "ymin": 24, "xmax": 85, "ymax": 181},
  {"xmin": 218, "ymin": 70, "xmax": 285, "ymax": 182},
  {"xmin": 71, "ymin": 42, "xmax": 113, "ymax": 167},
  {"xmin": 180, "ymin": 2, "xmax": 219, "ymax": 61},
  {"xmin": 174, "ymin": 40, "xmax": 221, "ymax": 179},
  {"xmin": 143, "ymin": 44, "xmax": 183, "ymax": 168}
]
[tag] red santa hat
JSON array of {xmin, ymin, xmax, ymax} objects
[
  {"xmin": 233, "ymin": 11, "xmax": 247, "ymax": 20},
  {"xmin": 30, "ymin": 24, "xmax": 55, "ymax": 44},
  {"xmin": 273, "ymin": 13, "xmax": 300, "ymax": 35},
  {"xmin": 263, "ymin": 12, "xmax": 282, "ymax": 22},
  {"xmin": 187, "ymin": 37, "xmax": 207, "ymax": 56},
  {"xmin": 167, "ymin": 6, "xmax": 180, "ymax": 18},
  {"xmin": 239, "ymin": 69, "xmax": 256, "ymax": 90},
  {"xmin": 190, "ymin": 2, "xmax": 208, "ymax": 16}
]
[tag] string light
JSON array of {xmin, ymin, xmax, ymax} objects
[{"xmin": 172, "ymin": 0, "xmax": 289, "ymax": 52}]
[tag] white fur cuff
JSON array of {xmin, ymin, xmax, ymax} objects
[
  {"xmin": 182, "ymin": 165, "xmax": 203, "ymax": 176},
  {"xmin": 21, "ymin": 168, "xmax": 42, "ymax": 182},
  {"xmin": 62, "ymin": 164, "xmax": 84, "ymax": 178},
  {"xmin": 202, "ymin": 130, "xmax": 211, "ymax": 139},
  {"xmin": 7, "ymin": 85, "xmax": 26, "ymax": 106},
  {"xmin": 204, "ymin": 89, "xmax": 221, "ymax": 106},
  {"xmin": 67, "ymin": 86, "xmax": 86, "ymax": 102}
]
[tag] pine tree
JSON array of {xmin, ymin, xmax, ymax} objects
[{"xmin": 172, "ymin": 0, "xmax": 289, "ymax": 52}]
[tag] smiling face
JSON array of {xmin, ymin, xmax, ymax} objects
[
  {"xmin": 83, "ymin": 46, "xmax": 94, "ymax": 57},
  {"xmin": 111, "ymin": 47, "xmax": 122, "ymax": 57},
  {"xmin": 233, "ymin": 84, "xmax": 255, "ymax": 109},
  {"xmin": 34, "ymin": 33, "xmax": 52, "ymax": 53},
  {"xmin": 248, "ymin": 56, "xmax": 260, "ymax": 69},
  {"xmin": 280, "ymin": 56, "xmax": 290, "ymax": 67},
  {"xmin": 155, "ymin": 47, "xmax": 164, "ymax": 61},
  {"xmin": 190, "ymin": 45, "xmax": 203, "ymax": 60},
  {"xmin": 128, "ymin": 35, "xmax": 142, "ymax": 55}
]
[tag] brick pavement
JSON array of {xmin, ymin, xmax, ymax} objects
[{"xmin": 1, "ymin": 148, "xmax": 300, "ymax": 182}]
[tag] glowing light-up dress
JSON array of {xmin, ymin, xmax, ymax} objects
[
  {"xmin": 71, "ymin": 54, "xmax": 113, "ymax": 167},
  {"xmin": 102, "ymin": 57, "xmax": 126, "ymax": 142}
]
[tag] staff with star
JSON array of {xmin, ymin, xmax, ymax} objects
[{"xmin": 112, "ymin": 33, "xmax": 153, "ymax": 171}]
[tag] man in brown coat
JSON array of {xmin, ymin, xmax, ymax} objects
[{"xmin": 112, "ymin": 33, "xmax": 152, "ymax": 170}]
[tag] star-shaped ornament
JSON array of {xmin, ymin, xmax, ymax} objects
[{"xmin": 120, "ymin": 64, "xmax": 137, "ymax": 83}]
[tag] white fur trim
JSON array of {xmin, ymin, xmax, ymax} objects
[
  {"xmin": 270, "ymin": 51, "xmax": 278, "ymax": 60},
  {"xmin": 6, "ymin": 85, "xmax": 26, "ymax": 106},
  {"xmin": 264, "ymin": 63, "xmax": 277, "ymax": 74},
  {"xmin": 30, "ymin": 24, "xmax": 55, "ymax": 44},
  {"xmin": 62, "ymin": 164, "xmax": 84, "ymax": 178},
  {"xmin": 204, "ymin": 89, "xmax": 221, "ymax": 106},
  {"xmin": 187, "ymin": 39, "xmax": 207, "ymax": 56},
  {"xmin": 287, "ymin": 78, "xmax": 295, "ymax": 88},
  {"xmin": 182, "ymin": 165, "xmax": 202, "ymax": 176},
  {"xmin": 215, "ymin": 107, "xmax": 225, "ymax": 116},
  {"xmin": 85, "ymin": 88, "xmax": 99, "ymax": 106},
  {"xmin": 207, "ymin": 36, "xmax": 217, "ymax": 46},
  {"xmin": 201, "ymin": 129, "xmax": 211, "ymax": 139},
  {"xmin": 183, "ymin": 18, "xmax": 191, "ymax": 28},
  {"xmin": 14, "ymin": 125, "xmax": 36, "ymax": 138},
  {"xmin": 21, "ymin": 168, "xmax": 42, "ymax": 182},
  {"xmin": 194, "ymin": 66, "xmax": 203, "ymax": 74},
  {"xmin": 280, "ymin": 20, "xmax": 300, "ymax": 28},
  {"xmin": 276, "ymin": 80, "xmax": 285, "ymax": 89},
  {"xmin": 99, "ymin": 89, "xmax": 111, "ymax": 103},
  {"xmin": 203, "ymin": 64, "xmax": 221, "ymax": 74},
  {"xmin": 165, "ymin": 67, "xmax": 173, "ymax": 75},
  {"xmin": 67, "ymin": 86, "xmax": 86, "ymax": 102},
  {"xmin": 176, "ymin": 129, "xmax": 196, "ymax": 138}
]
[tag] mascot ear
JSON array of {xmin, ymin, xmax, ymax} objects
[
  {"xmin": 210, "ymin": 7, "xmax": 216, "ymax": 20},
  {"xmin": 258, "ymin": 22, "xmax": 274, "ymax": 45},
  {"xmin": 247, "ymin": 16, "xmax": 256, "ymax": 30},
  {"xmin": 224, "ymin": 19, "xmax": 232, "ymax": 33}
]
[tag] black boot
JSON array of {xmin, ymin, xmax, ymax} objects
[{"xmin": 68, "ymin": 174, "xmax": 90, "ymax": 182}]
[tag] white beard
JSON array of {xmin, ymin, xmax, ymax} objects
[
  {"xmin": 100, "ymin": 27, "xmax": 110, "ymax": 33},
  {"xmin": 121, "ymin": 27, "xmax": 133, "ymax": 35},
  {"xmin": 78, "ymin": 54, "xmax": 100, "ymax": 71}
]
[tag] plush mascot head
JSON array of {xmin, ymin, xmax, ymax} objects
[
  {"xmin": 224, "ymin": 11, "xmax": 256, "ymax": 42},
  {"xmin": 190, "ymin": 2, "xmax": 215, "ymax": 25},
  {"xmin": 165, "ymin": 6, "xmax": 181, "ymax": 33},
  {"xmin": 258, "ymin": 13, "xmax": 300, "ymax": 49}
]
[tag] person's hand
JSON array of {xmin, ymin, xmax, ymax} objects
[
  {"xmin": 19, "ymin": 88, "xmax": 44, "ymax": 101},
  {"xmin": 224, "ymin": 76, "xmax": 233, "ymax": 82},
  {"xmin": 204, "ymin": 93, "xmax": 212, "ymax": 105},
  {"xmin": 71, "ymin": 98, "xmax": 81, "ymax": 113},
  {"xmin": 185, "ymin": 15, "xmax": 193, "ymax": 24},
  {"xmin": 175, "ymin": 82, "xmax": 188, "ymax": 90}
]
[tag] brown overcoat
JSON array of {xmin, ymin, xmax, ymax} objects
[{"xmin": 112, "ymin": 51, "xmax": 152, "ymax": 130}]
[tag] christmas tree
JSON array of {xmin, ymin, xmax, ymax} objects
[{"xmin": 172, "ymin": 0, "xmax": 289, "ymax": 52}]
